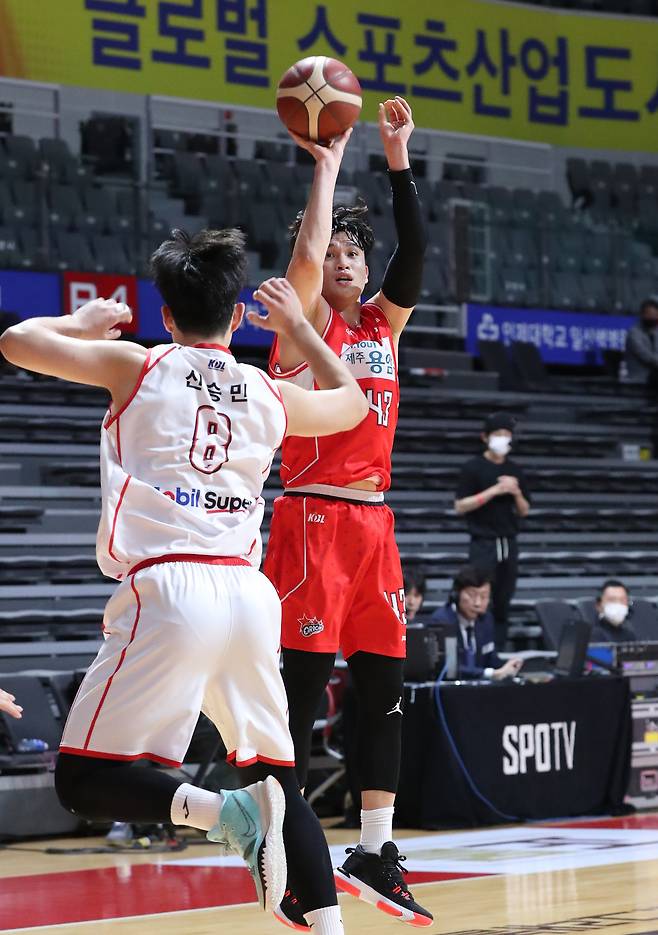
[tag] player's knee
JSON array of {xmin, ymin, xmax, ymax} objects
[{"xmin": 351, "ymin": 659, "xmax": 404, "ymax": 721}]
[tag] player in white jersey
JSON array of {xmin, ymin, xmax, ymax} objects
[{"xmin": 0, "ymin": 228, "xmax": 367, "ymax": 935}]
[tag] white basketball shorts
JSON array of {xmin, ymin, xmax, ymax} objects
[{"xmin": 60, "ymin": 561, "xmax": 295, "ymax": 768}]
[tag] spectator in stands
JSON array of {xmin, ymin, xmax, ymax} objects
[
  {"xmin": 625, "ymin": 298, "xmax": 658, "ymax": 392},
  {"xmin": 429, "ymin": 565, "xmax": 523, "ymax": 680},
  {"xmin": 403, "ymin": 567, "xmax": 429, "ymax": 623},
  {"xmin": 0, "ymin": 687, "xmax": 22, "ymax": 718},
  {"xmin": 588, "ymin": 579, "xmax": 637, "ymax": 644},
  {"xmin": 454, "ymin": 412, "xmax": 531, "ymax": 648}
]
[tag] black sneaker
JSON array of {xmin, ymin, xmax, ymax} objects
[
  {"xmin": 335, "ymin": 841, "xmax": 433, "ymax": 927},
  {"xmin": 273, "ymin": 887, "xmax": 309, "ymax": 931}
]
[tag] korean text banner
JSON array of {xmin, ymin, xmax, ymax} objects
[
  {"xmin": 2, "ymin": 1, "xmax": 658, "ymax": 150},
  {"xmin": 467, "ymin": 303, "xmax": 635, "ymax": 365}
]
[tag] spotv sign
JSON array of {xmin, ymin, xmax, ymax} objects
[
  {"xmin": 467, "ymin": 304, "xmax": 635, "ymax": 366},
  {"xmin": 63, "ymin": 272, "xmax": 139, "ymax": 334}
]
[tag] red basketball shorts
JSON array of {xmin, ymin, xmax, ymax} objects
[{"xmin": 263, "ymin": 493, "xmax": 406, "ymax": 658}]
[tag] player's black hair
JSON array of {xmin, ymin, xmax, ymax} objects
[
  {"xmin": 289, "ymin": 201, "xmax": 375, "ymax": 257},
  {"xmin": 598, "ymin": 578, "xmax": 629, "ymax": 599},
  {"xmin": 150, "ymin": 228, "xmax": 247, "ymax": 337},
  {"xmin": 403, "ymin": 567, "xmax": 426, "ymax": 597},
  {"xmin": 640, "ymin": 297, "xmax": 658, "ymax": 317}
]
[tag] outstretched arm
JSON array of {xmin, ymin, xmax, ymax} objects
[
  {"xmin": 283, "ymin": 129, "xmax": 351, "ymax": 338},
  {"xmin": 250, "ymin": 278, "xmax": 367, "ymax": 437},
  {"xmin": 368, "ymin": 97, "xmax": 427, "ymax": 338},
  {"xmin": 0, "ymin": 299, "xmax": 148, "ymax": 407}
]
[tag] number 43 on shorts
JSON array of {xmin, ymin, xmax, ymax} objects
[
  {"xmin": 385, "ymin": 588, "xmax": 406, "ymax": 624},
  {"xmin": 366, "ymin": 389, "xmax": 393, "ymax": 426}
]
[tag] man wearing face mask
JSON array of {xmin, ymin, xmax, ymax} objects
[
  {"xmin": 454, "ymin": 412, "xmax": 531, "ymax": 649},
  {"xmin": 590, "ymin": 580, "xmax": 637, "ymax": 643},
  {"xmin": 625, "ymin": 298, "xmax": 658, "ymax": 392}
]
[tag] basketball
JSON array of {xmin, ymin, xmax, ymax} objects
[{"xmin": 276, "ymin": 56, "xmax": 362, "ymax": 145}]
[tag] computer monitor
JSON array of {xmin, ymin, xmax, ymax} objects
[
  {"xmin": 403, "ymin": 625, "xmax": 444, "ymax": 682},
  {"xmin": 554, "ymin": 620, "xmax": 592, "ymax": 678}
]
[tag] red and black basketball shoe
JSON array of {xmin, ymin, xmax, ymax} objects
[
  {"xmin": 273, "ymin": 887, "xmax": 309, "ymax": 931},
  {"xmin": 335, "ymin": 841, "xmax": 433, "ymax": 927}
]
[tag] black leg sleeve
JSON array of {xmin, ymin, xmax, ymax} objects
[
  {"xmin": 281, "ymin": 648, "xmax": 336, "ymax": 789},
  {"xmin": 347, "ymin": 651, "xmax": 405, "ymax": 794},
  {"xmin": 55, "ymin": 753, "xmax": 182, "ymax": 823},
  {"xmin": 240, "ymin": 763, "xmax": 337, "ymax": 913}
]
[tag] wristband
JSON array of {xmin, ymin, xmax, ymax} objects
[{"xmin": 476, "ymin": 494, "xmax": 485, "ymax": 507}]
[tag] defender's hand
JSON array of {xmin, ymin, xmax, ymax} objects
[
  {"xmin": 249, "ymin": 278, "xmax": 306, "ymax": 336},
  {"xmin": 72, "ymin": 298, "xmax": 133, "ymax": 341},
  {"xmin": 0, "ymin": 688, "xmax": 22, "ymax": 719}
]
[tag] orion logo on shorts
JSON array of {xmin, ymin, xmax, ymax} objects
[
  {"xmin": 299, "ymin": 614, "xmax": 324, "ymax": 638},
  {"xmin": 153, "ymin": 485, "xmax": 254, "ymax": 512}
]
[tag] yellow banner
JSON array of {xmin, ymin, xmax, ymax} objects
[{"xmin": 1, "ymin": 0, "xmax": 658, "ymax": 150}]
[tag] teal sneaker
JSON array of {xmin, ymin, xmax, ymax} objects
[{"xmin": 207, "ymin": 775, "xmax": 286, "ymax": 911}]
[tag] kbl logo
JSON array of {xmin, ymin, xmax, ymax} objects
[{"xmin": 208, "ymin": 359, "xmax": 225, "ymax": 370}]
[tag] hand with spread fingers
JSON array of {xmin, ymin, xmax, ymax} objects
[
  {"xmin": 286, "ymin": 125, "xmax": 352, "ymax": 174},
  {"xmin": 0, "ymin": 688, "xmax": 22, "ymax": 719},
  {"xmin": 250, "ymin": 278, "xmax": 306, "ymax": 335}
]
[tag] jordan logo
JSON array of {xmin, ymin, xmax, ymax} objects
[
  {"xmin": 386, "ymin": 696, "xmax": 403, "ymax": 716},
  {"xmin": 183, "ymin": 796, "xmax": 190, "ymax": 820}
]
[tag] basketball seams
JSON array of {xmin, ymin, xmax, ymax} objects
[{"xmin": 276, "ymin": 54, "xmax": 362, "ymax": 144}]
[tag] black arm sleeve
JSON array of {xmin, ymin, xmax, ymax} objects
[{"xmin": 381, "ymin": 168, "xmax": 427, "ymax": 309}]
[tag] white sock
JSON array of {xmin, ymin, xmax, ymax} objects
[
  {"xmin": 304, "ymin": 905, "xmax": 344, "ymax": 934},
  {"xmin": 360, "ymin": 806, "xmax": 394, "ymax": 854},
  {"xmin": 170, "ymin": 782, "xmax": 224, "ymax": 832}
]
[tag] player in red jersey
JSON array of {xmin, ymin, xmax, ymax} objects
[{"xmin": 264, "ymin": 97, "xmax": 431, "ymax": 929}]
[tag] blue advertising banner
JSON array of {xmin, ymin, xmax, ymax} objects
[
  {"xmin": 466, "ymin": 303, "xmax": 636, "ymax": 366},
  {"xmin": 0, "ymin": 271, "xmax": 273, "ymax": 348},
  {"xmin": 0, "ymin": 270, "xmax": 61, "ymax": 319}
]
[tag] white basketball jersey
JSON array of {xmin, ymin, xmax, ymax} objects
[{"xmin": 97, "ymin": 342, "xmax": 286, "ymax": 580}]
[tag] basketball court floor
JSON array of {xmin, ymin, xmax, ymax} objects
[{"xmin": 3, "ymin": 813, "xmax": 658, "ymax": 933}]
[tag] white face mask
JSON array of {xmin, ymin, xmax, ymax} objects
[
  {"xmin": 488, "ymin": 436, "xmax": 512, "ymax": 456},
  {"xmin": 602, "ymin": 602, "xmax": 629, "ymax": 626}
]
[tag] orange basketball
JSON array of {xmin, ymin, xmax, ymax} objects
[{"xmin": 276, "ymin": 56, "xmax": 362, "ymax": 145}]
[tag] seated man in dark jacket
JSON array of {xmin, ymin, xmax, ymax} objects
[
  {"xmin": 587, "ymin": 579, "xmax": 637, "ymax": 644},
  {"xmin": 429, "ymin": 565, "xmax": 524, "ymax": 680}
]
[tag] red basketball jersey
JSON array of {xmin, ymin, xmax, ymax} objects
[{"xmin": 268, "ymin": 303, "xmax": 398, "ymax": 491}]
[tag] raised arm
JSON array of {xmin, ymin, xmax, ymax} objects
[
  {"xmin": 250, "ymin": 278, "xmax": 367, "ymax": 437},
  {"xmin": 283, "ymin": 129, "xmax": 351, "ymax": 333},
  {"xmin": 368, "ymin": 97, "xmax": 427, "ymax": 338},
  {"xmin": 0, "ymin": 299, "xmax": 148, "ymax": 407}
]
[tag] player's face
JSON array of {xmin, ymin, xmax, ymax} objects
[{"xmin": 322, "ymin": 232, "xmax": 369, "ymax": 309}]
